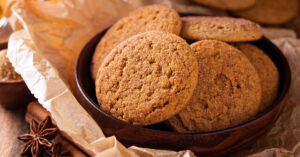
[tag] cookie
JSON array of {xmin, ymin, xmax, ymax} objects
[
  {"xmin": 167, "ymin": 40, "xmax": 261, "ymax": 133},
  {"xmin": 180, "ymin": 16, "xmax": 262, "ymax": 42},
  {"xmin": 191, "ymin": 0, "xmax": 256, "ymax": 11},
  {"xmin": 235, "ymin": 43, "xmax": 279, "ymax": 111},
  {"xmin": 95, "ymin": 31, "xmax": 198, "ymax": 126},
  {"xmin": 91, "ymin": 5, "xmax": 182, "ymax": 79},
  {"xmin": 232, "ymin": 0, "xmax": 298, "ymax": 25}
]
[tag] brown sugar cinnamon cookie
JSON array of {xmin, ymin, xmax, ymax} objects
[
  {"xmin": 232, "ymin": 0, "xmax": 298, "ymax": 25},
  {"xmin": 95, "ymin": 31, "xmax": 198, "ymax": 126},
  {"xmin": 235, "ymin": 43, "xmax": 279, "ymax": 111},
  {"xmin": 180, "ymin": 16, "xmax": 262, "ymax": 42},
  {"xmin": 191, "ymin": 0, "xmax": 256, "ymax": 11},
  {"xmin": 91, "ymin": 5, "xmax": 182, "ymax": 79},
  {"xmin": 167, "ymin": 40, "xmax": 261, "ymax": 133}
]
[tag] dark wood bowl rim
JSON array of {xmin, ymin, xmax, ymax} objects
[
  {"xmin": 0, "ymin": 80, "xmax": 24, "ymax": 84},
  {"xmin": 75, "ymin": 30, "xmax": 291, "ymax": 137}
]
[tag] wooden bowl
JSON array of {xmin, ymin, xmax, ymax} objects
[
  {"xmin": 75, "ymin": 30, "xmax": 291, "ymax": 156},
  {"xmin": 0, "ymin": 80, "xmax": 35, "ymax": 108},
  {"xmin": 0, "ymin": 43, "xmax": 35, "ymax": 108}
]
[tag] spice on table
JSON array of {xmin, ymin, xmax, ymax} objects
[
  {"xmin": 45, "ymin": 143, "xmax": 71, "ymax": 157},
  {"xmin": 18, "ymin": 116, "xmax": 58, "ymax": 157}
]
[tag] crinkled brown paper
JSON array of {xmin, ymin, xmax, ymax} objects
[{"xmin": 5, "ymin": 0, "xmax": 300, "ymax": 156}]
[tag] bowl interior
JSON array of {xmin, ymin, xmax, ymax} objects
[{"xmin": 75, "ymin": 28, "xmax": 291, "ymax": 135}]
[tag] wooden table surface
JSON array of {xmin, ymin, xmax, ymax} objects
[{"xmin": 0, "ymin": 105, "xmax": 29, "ymax": 156}]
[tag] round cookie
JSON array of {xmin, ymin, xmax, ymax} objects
[
  {"xmin": 232, "ymin": 0, "xmax": 298, "ymax": 25},
  {"xmin": 167, "ymin": 40, "xmax": 261, "ymax": 133},
  {"xmin": 95, "ymin": 31, "xmax": 198, "ymax": 126},
  {"xmin": 180, "ymin": 16, "xmax": 262, "ymax": 42},
  {"xmin": 91, "ymin": 5, "xmax": 182, "ymax": 79},
  {"xmin": 235, "ymin": 43, "xmax": 279, "ymax": 111},
  {"xmin": 191, "ymin": 0, "xmax": 256, "ymax": 11}
]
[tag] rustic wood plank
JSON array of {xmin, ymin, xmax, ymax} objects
[{"xmin": 0, "ymin": 105, "xmax": 28, "ymax": 156}]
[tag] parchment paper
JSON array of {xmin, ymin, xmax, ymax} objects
[
  {"xmin": 5, "ymin": 0, "xmax": 300, "ymax": 156},
  {"xmin": 0, "ymin": 17, "xmax": 12, "ymax": 43}
]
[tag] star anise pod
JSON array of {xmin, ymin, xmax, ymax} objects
[
  {"xmin": 18, "ymin": 116, "xmax": 58, "ymax": 157},
  {"xmin": 45, "ymin": 143, "xmax": 71, "ymax": 157}
]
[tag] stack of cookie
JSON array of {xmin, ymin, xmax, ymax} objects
[
  {"xmin": 191, "ymin": 0, "xmax": 298, "ymax": 25},
  {"xmin": 91, "ymin": 5, "xmax": 279, "ymax": 133}
]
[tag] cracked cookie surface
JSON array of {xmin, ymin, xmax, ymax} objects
[
  {"xmin": 91, "ymin": 5, "xmax": 182, "ymax": 79},
  {"xmin": 232, "ymin": 0, "xmax": 298, "ymax": 25},
  {"xmin": 191, "ymin": 0, "xmax": 256, "ymax": 11},
  {"xmin": 95, "ymin": 31, "xmax": 198, "ymax": 126},
  {"xmin": 180, "ymin": 16, "xmax": 262, "ymax": 42},
  {"xmin": 235, "ymin": 43, "xmax": 279, "ymax": 112},
  {"xmin": 167, "ymin": 40, "xmax": 261, "ymax": 132}
]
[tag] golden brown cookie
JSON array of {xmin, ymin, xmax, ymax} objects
[
  {"xmin": 167, "ymin": 40, "xmax": 261, "ymax": 133},
  {"xmin": 91, "ymin": 5, "xmax": 182, "ymax": 79},
  {"xmin": 180, "ymin": 16, "xmax": 262, "ymax": 42},
  {"xmin": 95, "ymin": 31, "xmax": 198, "ymax": 126},
  {"xmin": 232, "ymin": 0, "xmax": 298, "ymax": 25},
  {"xmin": 191, "ymin": 0, "xmax": 256, "ymax": 11},
  {"xmin": 235, "ymin": 43, "xmax": 279, "ymax": 111}
]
